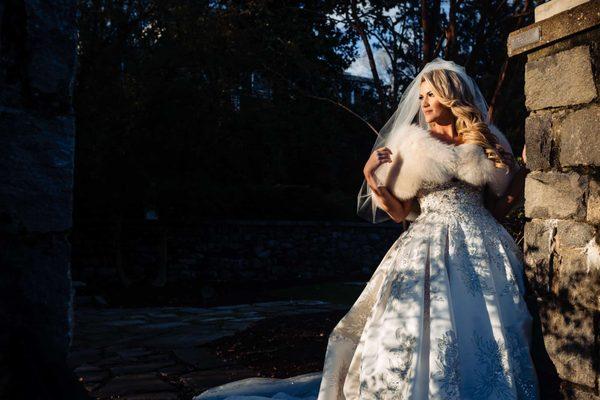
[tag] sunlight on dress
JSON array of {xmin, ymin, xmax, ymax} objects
[{"xmin": 194, "ymin": 179, "xmax": 540, "ymax": 400}]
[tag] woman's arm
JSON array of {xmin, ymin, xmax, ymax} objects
[
  {"xmin": 485, "ymin": 163, "xmax": 527, "ymax": 221},
  {"xmin": 364, "ymin": 170, "xmax": 414, "ymax": 223}
]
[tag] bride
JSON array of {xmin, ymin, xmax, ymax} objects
[{"xmin": 194, "ymin": 58, "xmax": 541, "ymax": 400}]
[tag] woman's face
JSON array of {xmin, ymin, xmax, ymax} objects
[{"xmin": 419, "ymin": 80, "xmax": 454, "ymax": 125}]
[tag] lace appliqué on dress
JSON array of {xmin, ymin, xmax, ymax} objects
[
  {"xmin": 352, "ymin": 179, "xmax": 537, "ymax": 400},
  {"xmin": 431, "ymin": 329, "xmax": 461, "ymax": 399},
  {"xmin": 358, "ymin": 329, "xmax": 417, "ymax": 400},
  {"xmin": 467, "ymin": 326, "xmax": 537, "ymax": 400}
]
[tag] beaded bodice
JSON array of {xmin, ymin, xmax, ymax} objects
[{"xmin": 415, "ymin": 179, "xmax": 493, "ymax": 223}]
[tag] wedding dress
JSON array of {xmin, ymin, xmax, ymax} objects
[{"xmin": 194, "ymin": 123, "xmax": 541, "ymax": 400}]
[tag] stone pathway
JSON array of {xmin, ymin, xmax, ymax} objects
[{"xmin": 68, "ymin": 300, "xmax": 348, "ymax": 399}]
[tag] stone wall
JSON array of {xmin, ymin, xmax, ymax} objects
[
  {"xmin": 72, "ymin": 219, "xmax": 403, "ymax": 293},
  {"xmin": 0, "ymin": 1, "xmax": 87, "ymax": 398},
  {"xmin": 509, "ymin": 1, "xmax": 600, "ymax": 398}
]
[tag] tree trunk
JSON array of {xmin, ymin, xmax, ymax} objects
[
  {"xmin": 350, "ymin": 0, "xmax": 387, "ymax": 124},
  {"xmin": 421, "ymin": 0, "xmax": 432, "ymax": 63},
  {"xmin": 444, "ymin": 0, "xmax": 457, "ymax": 60},
  {"xmin": 487, "ymin": 0, "xmax": 531, "ymax": 122},
  {"xmin": 421, "ymin": 0, "xmax": 441, "ymax": 64}
]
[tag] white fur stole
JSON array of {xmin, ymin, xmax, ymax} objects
[{"xmin": 373, "ymin": 123, "xmax": 516, "ymax": 201}]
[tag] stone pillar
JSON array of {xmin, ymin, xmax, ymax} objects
[
  {"xmin": 508, "ymin": 1, "xmax": 600, "ymax": 398},
  {"xmin": 0, "ymin": 1, "xmax": 87, "ymax": 398}
]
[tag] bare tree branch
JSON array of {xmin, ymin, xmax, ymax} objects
[
  {"xmin": 258, "ymin": 62, "xmax": 382, "ymax": 138},
  {"xmin": 306, "ymin": 94, "xmax": 381, "ymax": 138}
]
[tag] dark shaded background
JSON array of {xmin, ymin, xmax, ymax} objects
[{"xmin": 73, "ymin": 0, "xmax": 537, "ymax": 225}]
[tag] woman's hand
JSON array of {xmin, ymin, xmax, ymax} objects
[
  {"xmin": 362, "ymin": 146, "xmax": 412, "ymax": 223},
  {"xmin": 363, "ymin": 147, "xmax": 392, "ymax": 176}
]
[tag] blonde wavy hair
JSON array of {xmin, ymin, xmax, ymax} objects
[{"xmin": 421, "ymin": 69, "xmax": 514, "ymax": 171}]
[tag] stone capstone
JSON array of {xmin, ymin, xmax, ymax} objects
[
  {"xmin": 535, "ymin": 0, "xmax": 591, "ymax": 23},
  {"xmin": 509, "ymin": 0, "xmax": 600, "ymax": 57}
]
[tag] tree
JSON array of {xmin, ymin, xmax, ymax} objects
[
  {"xmin": 329, "ymin": 0, "xmax": 539, "ymax": 134},
  {"xmin": 75, "ymin": 0, "xmax": 363, "ymax": 222},
  {"xmin": 74, "ymin": 0, "xmax": 540, "ymax": 223}
]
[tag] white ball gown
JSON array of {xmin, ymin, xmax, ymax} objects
[{"xmin": 193, "ymin": 124, "xmax": 540, "ymax": 400}]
